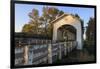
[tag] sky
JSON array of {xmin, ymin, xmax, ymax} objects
[{"xmin": 15, "ymin": 3, "xmax": 95, "ymax": 32}]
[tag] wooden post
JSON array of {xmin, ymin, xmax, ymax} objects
[
  {"xmin": 68, "ymin": 42, "xmax": 70, "ymax": 52},
  {"xmin": 70, "ymin": 41, "xmax": 72, "ymax": 51},
  {"xmin": 23, "ymin": 46, "xmax": 29, "ymax": 65},
  {"xmin": 64, "ymin": 42, "xmax": 67, "ymax": 56},
  {"xmin": 59, "ymin": 43, "xmax": 62, "ymax": 60},
  {"xmin": 48, "ymin": 44, "xmax": 52, "ymax": 64}
]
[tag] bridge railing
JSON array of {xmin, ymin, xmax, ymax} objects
[
  {"xmin": 48, "ymin": 41, "xmax": 77, "ymax": 63},
  {"xmin": 15, "ymin": 40, "xmax": 77, "ymax": 65},
  {"xmin": 15, "ymin": 47, "xmax": 24, "ymax": 65}
]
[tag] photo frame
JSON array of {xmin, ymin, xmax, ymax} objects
[{"xmin": 11, "ymin": 0, "xmax": 96, "ymax": 68}]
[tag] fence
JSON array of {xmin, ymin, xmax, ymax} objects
[{"xmin": 15, "ymin": 40, "xmax": 77, "ymax": 65}]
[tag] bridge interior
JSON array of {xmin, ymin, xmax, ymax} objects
[{"xmin": 57, "ymin": 25, "xmax": 76, "ymax": 41}]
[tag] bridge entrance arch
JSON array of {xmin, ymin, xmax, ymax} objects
[{"xmin": 51, "ymin": 14, "xmax": 83, "ymax": 50}]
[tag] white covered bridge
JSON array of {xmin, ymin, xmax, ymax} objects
[
  {"xmin": 15, "ymin": 14, "xmax": 83, "ymax": 65},
  {"xmin": 52, "ymin": 14, "xmax": 83, "ymax": 50}
]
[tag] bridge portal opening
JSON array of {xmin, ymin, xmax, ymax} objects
[{"xmin": 57, "ymin": 25, "xmax": 76, "ymax": 42}]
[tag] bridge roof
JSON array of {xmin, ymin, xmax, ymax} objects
[{"xmin": 50, "ymin": 13, "xmax": 80, "ymax": 24}]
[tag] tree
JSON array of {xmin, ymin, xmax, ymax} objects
[
  {"xmin": 46, "ymin": 23, "xmax": 53, "ymax": 38},
  {"xmin": 22, "ymin": 7, "xmax": 64, "ymax": 37},
  {"xmin": 22, "ymin": 24, "xmax": 35, "ymax": 33},
  {"xmin": 22, "ymin": 9, "xmax": 41, "ymax": 34},
  {"xmin": 28, "ymin": 9, "xmax": 39, "ymax": 21},
  {"xmin": 75, "ymin": 14, "xmax": 80, "ymax": 19},
  {"xmin": 85, "ymin": 17, "xmax": 95, "ymax": 55},
  {"xmin": 86, "ymin": 17, "xmax": 95, "ymax": 41},
  {"xmin": 22, "ymin": 19, "xmax": 39, "ymax": 33},
  {"xmin": 41, "ymin": 6, "xmax": 64, "ymax": 37}
]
